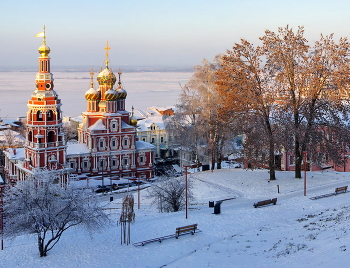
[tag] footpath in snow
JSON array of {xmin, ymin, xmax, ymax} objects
[{"xmin": 1, "ymin": 168, "xmax": 350, "ymax": 268}]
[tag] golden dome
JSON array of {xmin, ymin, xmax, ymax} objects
[
  {"xmin": 129, "ymin": 106, "xmax": 137, "ymax": 126},
  {"xmin": 38, "ymin": 44, "xmax": 50, "ymax": 57},
  {"xmin": 97, "ymin": 67, "xmax": 117, "ymax": 86},
  {"xmin": 130, "ymin": 116, "xmax": 138, "ymax": 127}
]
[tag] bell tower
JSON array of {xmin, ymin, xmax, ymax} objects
[{"xmin": 24, "ymin": 28, "xmax": 67, "ymax": 171}]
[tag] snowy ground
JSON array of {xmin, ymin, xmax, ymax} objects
[{"xmin": 1, "ymin": 167, "xmax": 350, "ymax": 268}]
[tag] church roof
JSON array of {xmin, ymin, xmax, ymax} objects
[
  {"xmin": 6, "ymin": 147, "xmax": 25, "ymax": 160},
  {"xmin": 66, "ymin": 143, "xmax": 90, "ymax": 155},
  {"xmin": 88, "ymin": 119, "xmax": 106, "ymax": 131},
  {"xmin": 121, "ymin": 120, "xmax": 133, "ymax": 129},
  {"xmin": 136, "ymin": 140, "xmax": 155, "ymax": 150}
]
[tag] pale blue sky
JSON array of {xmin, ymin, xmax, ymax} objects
[{"xmin": 1, "ymin": 0, "xmax": 350, "ymax": 68}]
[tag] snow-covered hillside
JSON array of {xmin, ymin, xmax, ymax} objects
[{"xmin": 1, "ymin": 168, "xmax": 350, "ymax": 268}]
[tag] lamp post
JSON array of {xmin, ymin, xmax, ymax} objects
[
  {"xmin": 303, "ymin": 151, "xmax": 307, "ymax": 196},
  {"xmin": 0, "ymin": 185, "xmax": 4, "ymax": 250},
  {"xmin": 183, "ymin": 165, "xmax": 189, "ymax": 219},
  {"xmin": 138, "ymin": 174, "xmax": 140, "ymax": 209}
]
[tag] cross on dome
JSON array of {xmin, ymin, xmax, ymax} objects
[{"xmin": 104, "ymin": 41, "xmax": 111, "ymax": 67}]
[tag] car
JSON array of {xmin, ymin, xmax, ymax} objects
[{"xmin": 95, "ymin": 185, "xmax": 111, "ymax": 193}]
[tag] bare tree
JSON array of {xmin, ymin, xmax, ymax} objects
[
  {"xmin": 118, "ymin": 194, "xmax": 135, "ymax": 245},
  {"xmin": 147, "ymin": 175, "xmax": 194, "ymax": 212},
  {"xmin": 62, "ymin": 121, "xmax": 78, "ymax": 142},
  {"xmin": 3, "ymin": 169, "xmax": 110, "ymax": 257},
  {"xmin": 168, "ymin": 57, "xmax": 234, "ymax": 170}
]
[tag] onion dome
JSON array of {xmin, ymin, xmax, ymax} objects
[
  {"xmin": 85, "ymin": 85, "xmax": 100, "ymax": 101},
  {"xmin": 97, "ymin": 67, "xmax": 116, "ymax": 86},
  {"xmin": 130, "ymin": 116, "xmax": 137, "ymax": 127},
  {"xmin": 38, "ymin": 44, "xmax": 50, "ymax": 57},
  {"xmin": 104, "ymin": 88, "xmax": 118, "ymax": 101},
  {"xmin": 116, "ymin": 84, "xmax": 127, "ymax": 99},
  {"xmin": 129, "ymin": 106, "xmax": 138, "ymax": 126}
]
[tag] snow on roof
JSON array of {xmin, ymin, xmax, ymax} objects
[
  {"xmin": 7, "ymin": 147, "xmax": 25, "ymax": 160},
  {"xmin": 66, "ymin": 143, "xmax": 90, "ymax": 155},
  {"xmin": 2, "ymin": 119, "xmax": 21, "ymax": 127},
  {"xmin": 136, "ymin": 108, "xmax": 166, "ymax": 131},
  {"xmin": 121, "ymin": 120, "xmax": 133, "ymax": 129},
  {"xmin": 88, "ymin": 119, "xmax": 106, "ymax": 131},
  {"xmin": 136, "ymin": 140, "xmax": 155, "ymax": 150}
]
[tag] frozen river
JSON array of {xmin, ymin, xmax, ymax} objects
[{"xmin": 0, "ymin": 71, "xmax": 192, "ymax": 119}]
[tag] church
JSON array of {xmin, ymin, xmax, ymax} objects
[{"xmin": 3, "ymin": 33, "xmax": 155, "ymax": 184}]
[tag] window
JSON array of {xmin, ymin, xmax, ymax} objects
[
  {"xmin": 289, "ymin": 155, "xmax": 295, "ymax": 165},
  {"xmin": 47, "ymin": 110, "xmax": 53, "ymax": 121},
  {"xmin": 110, "ymin": 120, "xmax": 118, "ymax": 131},
  {"xmin": 100, "ymin": 160, "xmax": 105, "ymax": 169},
  {"xmin": 160, "ymin": 137, "xmax": 164, "ymax": 143},
  {"xmin": 37, "ymin": 111, "xmax": 43, "ymax": 121},
  {"xmin": 99, "ymin": 139, "xmax": 105, "ymax": 150},
  {"xmin": 151, "ymin": 138, "xmax": 155, "ymax": 143},
  {"xmin": 70, "ymin": 162, "xmax": 75, "ymax": 169},
  {"xmin": 124, "ymin": 139, "xmax": 128, "ymax": 146},
  {"xmin": 48, "ymin": 131, "xmax": 55, "ymax": 143},
  {"xmin": 112, "ymin": 159, "xmax": 117, "ymax": 167},
  {"xmin": 28, "ymin": 131, "xmax": 33, "ymax": 142},
  {"xmin": 142, "ymin": 138, "xmax": 146, "ymax": 142},
  {"xmin": 140, "ymin": 156, "xmax": 144, "ymax": 163},
  {"xmin": 124, "ymin": 159, "xmax": 128, "ymax": 166}
]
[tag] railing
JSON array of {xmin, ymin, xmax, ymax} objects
[{"xmin": 26, "ymin": 141, "xmax": 66, "ymax": 148}]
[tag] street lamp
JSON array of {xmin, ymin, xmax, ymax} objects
[
  {"xmin": 0, "ymin": 185, "xmax": 4, "ymax": 250},
  {"xmin": 138, "ymin": 174, "xmax": 140, "ymax": 209},
  {"xmin": 183, "ymin": 165, "xmax": 189, "ymax": 219}
]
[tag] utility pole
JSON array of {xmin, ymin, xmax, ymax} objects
[{"xmin": 184, "ymin": 165, "xmax": 189, "ymax": 219}]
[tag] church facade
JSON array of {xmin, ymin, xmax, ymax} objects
[{"xmin": 3, "ymin": 34, "xmax": 154, "ymax": 184}]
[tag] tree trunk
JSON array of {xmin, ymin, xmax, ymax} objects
[
  {"xmin": 38, "ymin": 236, "xmax": 47, "ymax": 257},
  {"xmin": 294, "ymin": 139, "xmax": 302, "ymax": 179},
  {"xmin": 268, "ymin": 140, "xmax": 276, "ymax": 180}
]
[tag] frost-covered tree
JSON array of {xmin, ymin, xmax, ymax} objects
[
  {"xmin": 261, "ymin": 26, "xmax": 350, "ymax": 178},
  {"xmin": 3, "ymin": 169, "xmax": 109, "ymax": 257},
  {"xmin": 147, "ymin": 175, "xmax": 194, "ymax": 212},
  {"xmin": 168, "ymin": 57, "xmax": 235, "ymax": 170}
]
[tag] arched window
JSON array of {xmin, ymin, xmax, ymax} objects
[
  {"xmin": 37, "ymin": 111, "xmax": 43, "ymax": 121},
  {"xmin": 28, "ymin": 131, "xmax": 33, "ymax": 142},
  {"xmin": 48, "ymin": 131, "xmax": 55, "ymax": 143},
  {"xmin": 56, "ymin": 109, "xmax": 61, "ymax": 120},
  {"xmin": 47, "ymin": 110, "xmax": 54, "ymax": 121}
]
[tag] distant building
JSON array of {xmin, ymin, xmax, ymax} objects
[
  {"xmin": 135, "ymin": 107, "xmax": 175, "ymax": 161},
  {"xmin": 3, "ymin": 35, "xmax": 155, "ymax": 184}
]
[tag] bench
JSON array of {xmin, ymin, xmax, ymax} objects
[
  {"xmin": 253, "ymin": 198, "xmax": 277, "ymax": 208},
  {"xmin": 335, "ymin": 186, "xmax": 348, "ymax": 194},
  {"xmin": 133, "ymin": 224, "xmax": 199, "ymax": 246},
  {"xmin": 175, "ymin": 224, "xmax": 198, "ymax": 238}
]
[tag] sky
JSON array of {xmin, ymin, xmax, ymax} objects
[{"xmin": 1, "ymin": 0, "xmax": 350, "ymax": 68}]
